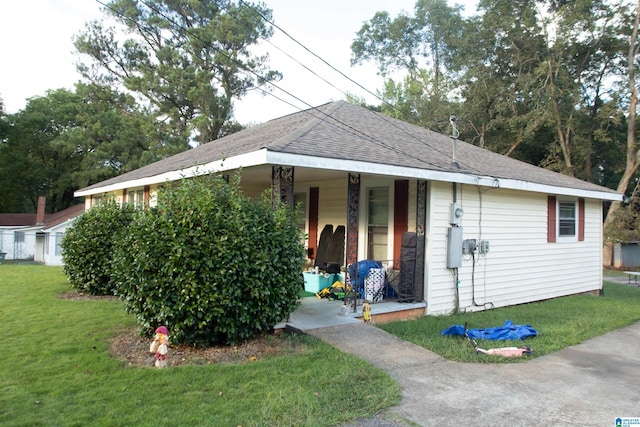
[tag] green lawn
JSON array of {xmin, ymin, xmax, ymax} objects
[
  {"xmin": 0, "ymin": 265, "xmax": 399, "ymax": 427},
  {"xmin": 378, "ymin": 280, "xmax": 640, "ymax": 362}
]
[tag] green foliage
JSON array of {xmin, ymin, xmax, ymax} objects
[
  {"xmin": 114, "ymin": 174, "xmax": 305, "ymax": 345},
  {"xmin": 604, "ymin": 192, "xmax": 640, "ymax": 243},
  {"xmin": 62, "ymin": 199, "xmax": 136, "ymax": 295},
  {"xmin": 0, "ymin": 84, "xmax": 188, "ymax": 214}
]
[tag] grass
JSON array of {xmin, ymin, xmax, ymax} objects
[
  {"xmin": 0, "ymin": 265, "xmax": 400, "ymax": 427},
  {"xmin": 378, "ymin": 281, "xmax": 640, "ymax": 363}
]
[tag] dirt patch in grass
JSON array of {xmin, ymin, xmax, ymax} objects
[
  {"xmin": 60, "ymin": 290, "xmax": 306, "ymax": 367},
  {"xmin": 60, "ymin": 290, "xmax": 119, "ymax": 302},
  {"xmin": 110, "ymin": 329, "xmax": 303, "ymax": 367}
]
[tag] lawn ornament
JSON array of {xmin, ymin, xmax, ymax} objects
[
  {"xmin": 474, "ymin": 345, "xmax": 533, "ymax": 357},
  {"xmin": 150, "ymin": 326, "xmax": 169, "ymax": 368},
  {"xmin": 362, "ymin": 301, "xmax": 372, "ymax": 323},
  {"xmin": 463, "ymin": 323, "xmax": 533, "ymax": 358}
]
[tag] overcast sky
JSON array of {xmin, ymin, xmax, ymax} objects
[{"xmin": 0, "ymin": 0, "xmax": 477, "ymax": 124}]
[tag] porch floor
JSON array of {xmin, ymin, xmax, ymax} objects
[{"xmin": 275, "ymin": 297, "xmax": 426, "ymax": 332}]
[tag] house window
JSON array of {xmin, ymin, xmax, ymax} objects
[
  {"xmin": 367, "ymin": 187, "xmax": 389, "ymax": 260},
  {"xmin": 548, "ymin": 196, "xmax": 584, "ymax": 243},
  {"xmin": 558, "ymin": 201, "xmax": 576, "ymax": 238},
  {"xmin": 54, "ymin": 232, "xmax": 63, "ymax": 256},
  {"xmin": 15, "ymin": 231, "xmax": 25, "ymax": 243},
  {"xmin": 127, "ymin": 189, "xmax": 145, "ymax": 207}
]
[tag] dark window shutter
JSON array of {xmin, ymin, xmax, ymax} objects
[
  {"xmin": 578, "ymin": 198, "xmax": 585, "ymax": 241},
  {"xmin": 547, "ymin": 196, "xmax": 556, "ymax": 243}
]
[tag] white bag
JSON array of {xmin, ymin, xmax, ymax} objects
[{"xmin": 365, "ymin": 268, "xmax": 385, "ymax": 302}]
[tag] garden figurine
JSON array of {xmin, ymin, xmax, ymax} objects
[
  {"xmin": 362, "ymin": 301, "xmax": 371, "ymax": 323},
  {"xmin": 149, "ymin": 326, "xmax": 169, "ymax": 368}
]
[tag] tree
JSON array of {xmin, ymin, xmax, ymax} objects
[
  {"xmin": 352, "ymin": 0, "xmax": 631, "ymax": 189},
  {"xmin": 535, "ymin": 0, "xmax": 626, "ymax": 178},
  {"xmin": 74, "ymin": 0, "xmax": 281, "ymax": 145},
  {"xmin": 351, "ymin": 0, "xmax": 464, "ymax": 127},
  {"xmin": 0, "ymin": 84, "xmax": 182, "ymax": 213},
  {"xmin": 0, "ymin": 89, "xmax": 83, "ymax": 212},
  {"xmin": 604, "ymin": 0, "xmax": 640, "ymax": 233}
]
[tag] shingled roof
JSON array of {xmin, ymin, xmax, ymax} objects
[
  {"xmin": 0, "ymin": 205, "xmax": 84, "ymax": 229},
  {"xmin": 76, "ymin": 100, "xmax": 621, "ymax": 200}
]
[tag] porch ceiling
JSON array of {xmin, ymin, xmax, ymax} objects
[{"xmin": 236, "ymin": 164, "xmax": 350, "ymax": 187}]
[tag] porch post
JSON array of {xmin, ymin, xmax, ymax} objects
[
  {"xmin": 346, "ymin": 173, "xmax": 360, "ymax": 266},
  {"xmin": 271, "ymin": 166, "xmax": 295, "ymax": 208},
  {"xmin": 415, "ymin": 180, "xmax": 427, "ymax": 302}
]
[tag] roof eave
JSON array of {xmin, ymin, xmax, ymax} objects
[
  {"xmin": 74, "ymin": 149, "xmax": 623, "ymax": 202},
  {"xmin": 74, "ymin": 149, "xmax": 270, "ymax": 197},
  {"xmin": 266, "ymin": 152, "xmax": 623, "ymax": 202}
]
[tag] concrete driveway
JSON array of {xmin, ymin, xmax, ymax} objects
[
  {"xmin": 311, "ymin": 321, "xmax": 640, "ymax": 426},
  {"xmin": 309, "ymin": 276, "xmax": 640, "ymax": 426}
]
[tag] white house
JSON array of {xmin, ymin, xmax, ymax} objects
[
  {"xmin": 34, "ymin": 204, "xmax": 85, "ymax": 266},
  {"xmin": 75, "ymin": 101, "xmax": 622, "ymax": 316},
  {"xmin": 0, "ymin": 198, "xmax": 83, "ymax": 265}
]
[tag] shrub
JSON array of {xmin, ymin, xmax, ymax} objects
[
  {"xmin": 61, "ymin": 199, "xmax": 136, "ymax": 295},
  {"xmin": 113, "ymin": 174, "xmax": 305, "ymax": 346}
]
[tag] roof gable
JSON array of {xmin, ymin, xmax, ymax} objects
[{"xmin": 42, "ymin": 204, "xmax": 84, "ymax": 230}]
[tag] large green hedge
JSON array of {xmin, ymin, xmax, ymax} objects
[
  {"xmin": 61, "ymin": 199, "xmax": 136, "ymax": 295},
  {"xmin": 113, "ymin": 174, "xmax": 305, "ymax": 346}
]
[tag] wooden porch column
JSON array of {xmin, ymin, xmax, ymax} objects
[
  {"xmin": 346, "ymin": 173, "xmax": 360, "ymax": 267},
  {"xmin": 271, "ymin": 166, "xmax": 295, "ymax": 208},
  {"xmin": 415, "ymin": 180, "xmax": 427, "ymax": 302}
]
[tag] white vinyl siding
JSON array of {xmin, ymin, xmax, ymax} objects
[
  {"xmin": 425, "ymin": 182, "xmax": 602, "ymax": 315},
  {"xmin": 54, "ymin": 232, "xmax": 63, "ymax": 256},
  {"xmin": 316, "ymin": 179, "xmax": 347, "ymax": 234}
]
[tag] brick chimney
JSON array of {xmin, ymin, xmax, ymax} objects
[{"xmin": 36, "ymin": 196, "xmax": 46, "ymax": 225}]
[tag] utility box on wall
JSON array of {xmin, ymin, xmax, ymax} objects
[
  {"xmin": 447, "ymin": 227, "xmax": 463, "ymax": 268},
  {"xmin": 450, "ymin": 203, "xmax": 464, "ymax": 225}
]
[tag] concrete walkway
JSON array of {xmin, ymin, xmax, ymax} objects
[{"xmin": 305, "ymin": 275, "xmax": 640, "ymax": 426}]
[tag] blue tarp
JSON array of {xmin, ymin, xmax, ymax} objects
[{"xmin": 441, "ymin": 320, "xmax": 538, "ymax": 341}]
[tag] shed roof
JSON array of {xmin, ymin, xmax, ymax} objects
[{"xmin": 76, "ymin": 101, "xmax": 621, "ymax": 200}]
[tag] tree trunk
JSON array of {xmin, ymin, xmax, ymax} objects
[
  {"xmin": 548, "ymin": 59, "xmax": 575, "ymax": 177},
  {"xmin": 604, "ymin": 0, "xmax": 640, "ymax": 229}
]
